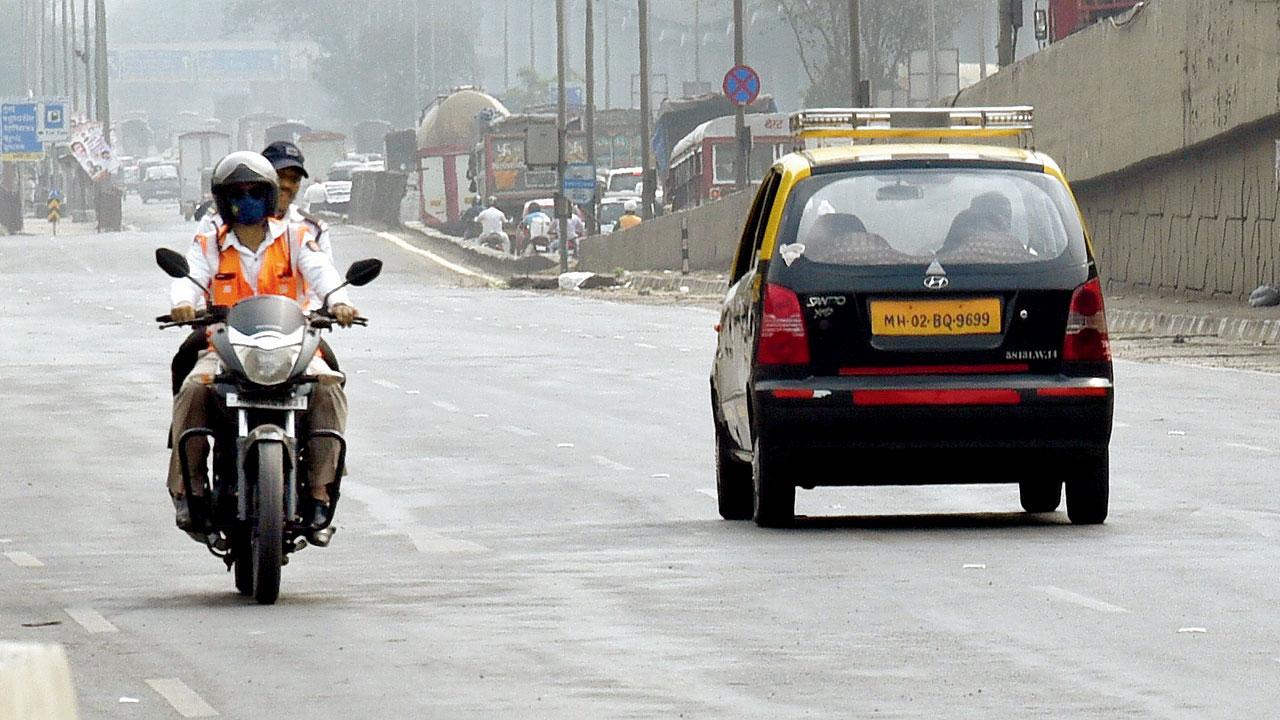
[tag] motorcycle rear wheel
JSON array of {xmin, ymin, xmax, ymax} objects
[{"xmin": 252, "ymin": 443, "xmax": 284, "ymax": 605}]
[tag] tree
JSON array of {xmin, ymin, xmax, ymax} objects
[
  {"xmin": 771, "ymin": 0, "xmax": 982, "ymax": 106},
  {"xmin": 228, "ymin": 0, "xmax": 481, "ymax": 126}
]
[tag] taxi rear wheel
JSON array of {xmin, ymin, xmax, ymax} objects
[
  {"xmin": 1019, "ymin": 480, "xmax": 1063, "ymax": 513},
  {"xmin": 1065, "ymin": 452, "xmax": 1109, "ymax": 525},
  {"xmin": 752, "ymin": 437, "xmax": 795, "ymax": 528},
  {"xmin": 715, "ymin": 422, "xmax": 752, "ymax": 520}
]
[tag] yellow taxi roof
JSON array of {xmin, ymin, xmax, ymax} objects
[{"xmin": 793, "ymin": 143, "xmax": 1062, "ymax": 175}]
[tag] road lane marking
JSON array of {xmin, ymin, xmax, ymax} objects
[
  {"xmin": 145, "ymin": 678, "xmax": 219, "ymax": 718},
  {"xmin": 557, "ymin": 443, "xmax": 575, "ymax": 448},
  {"xmin": 1225, "ymin": 442, "xmax": 1276, "ymax": 454},
  {"xmin": 1034, "ymin": 585, "xmax": 1128, "ymax": 614},
  {"xmin": 371, "ymin": 379, "xmax": 401, "ymax": 390},
  {"xmin": 432, "ymin": 400, "xmax": 460, "ymax": 413},
  {"xmin": 634, "ymin": 342, "xmax": 658, "ymax": 349},
  {"xmin": 696, "ymin": 488, "xmax": 717, "ymax": 500},
  {"xmin": 5, "ymin": 551, "xmax": 44, "ymax": 567},
  {"xmin": 342, "ymin": 482, "xmax": 489, "ymax": 554},
  {"xmin": 406, "ymin": 529, "xmax": 488, "ymax": 554},
  {"xmin": 502, "ymin": 425, "xmax": 539, "ymax": 437},
  {"xmin": 370, "ymin": 229, "xmax": 500, "ymax": 284},
  {"xmin": 64, "ymin": 607, "xmax": 118, "ymax": 634},
  {"xmin": 592, "ymin": 455, "xmax": 634, "ymax": 471}
]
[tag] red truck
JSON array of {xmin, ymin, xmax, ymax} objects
[{"xmin": 1047, "ymin": 0, "xmax": 1143, "ymax": 42}]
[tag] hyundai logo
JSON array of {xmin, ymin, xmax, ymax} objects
[{"xmin": 923, "ymin": 275, "xmax": 949, "ymax": 290}]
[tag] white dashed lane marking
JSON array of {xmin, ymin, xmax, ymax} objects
[
  {"xmin": 1035, "ymin": 585, "xmax": 1129, "ymax": 614},
  {"xmin": 64, "ymin": 607, "xmax": 119, "ymax": 634},
  {"xmin": 432, "ymin": 400, "xmax": 460, "ymax": 413},
  {"xmin": 592, "ymin": 455, "xmax": 634, "ymax": 472},
  {"xmin": 5, "ymin": 551, "xmax": 44, "ymax": 567},
  {"xmin": 146, "ymin": 678, "xmax": 219, "ymax": 718},
  {"xmin": 502, "ymin": 425, "xmax": 539, "ymax": 437},
  {"xmin": 371, "ymin": 379, "xmax": 401, "ymax": 391},
  {"xmin": 696, "ymin": 488, "xmax": 717, "ymax": 500},
  {"xmin": 1224, "ymin": 442, "xmax": 1276, "ymax": 454}
]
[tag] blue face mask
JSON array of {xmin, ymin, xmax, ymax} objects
[{"xmin": 230, "ymin": 194, "xmax": 269, "ymax": 225}]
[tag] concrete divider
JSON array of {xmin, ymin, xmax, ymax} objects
[
  {"xmin": 0, "ymin": 642, "xmax": 80, "ymax": 720},
  {"xmin": 577, "ymin": 191, "xmax": 753, "ymax": 274}
]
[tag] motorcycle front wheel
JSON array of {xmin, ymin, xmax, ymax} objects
[{"xmin": 251, "ymin": 443, "xmax": 284, "ymax": 605}]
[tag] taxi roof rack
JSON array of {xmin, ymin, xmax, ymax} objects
[{"xmin": 790, "ymin": 106, "xmax": 1034, "ymax": 143}]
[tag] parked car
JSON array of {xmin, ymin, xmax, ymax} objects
[
  {"xmin": 711, "ymin": 107, "xmax": 1113, "ymax": 527},
  {"xmin": 140, "ymin": 164, "xmax": 181, "ymax": 203}
]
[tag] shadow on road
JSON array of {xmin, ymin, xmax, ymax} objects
[{"xmin": 788, "ymin": 511, "xmax": 1074, "ymax": 532}]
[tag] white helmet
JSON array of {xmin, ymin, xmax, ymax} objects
[{"xmin": 624, "ymin": 199, "xmax": 638, "ymax": 213}]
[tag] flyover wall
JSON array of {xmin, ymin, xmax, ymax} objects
[
  {"xmin": 956, "ymin": 0, "xmax": 1280, "ymax": 297},
  {"xmin": 584, "ymin": 0, "xmax": 1280, "ymax": 298}
]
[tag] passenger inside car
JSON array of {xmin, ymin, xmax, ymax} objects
[
  {"xmin": 801, "ymin": 211, "xmax": 918, "ymax": 265},
  {"xmin": 938, "ymin": 191, "xmax": 1032, "ymax": 262}
]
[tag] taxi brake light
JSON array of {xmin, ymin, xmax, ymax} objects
[
  {"xmin": 1063, "ymin": 278, "xmax": 1111, "ymax": 363},
  {"xmin": 758, "ymin": 283, "xmax": 810, "ymax": 366}
]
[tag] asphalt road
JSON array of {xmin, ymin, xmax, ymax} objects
[{"xmin": 3, "ymin": 198, "xmax": 1280, "ymax": 718}]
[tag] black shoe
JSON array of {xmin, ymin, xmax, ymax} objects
[
  {"xmin": 172, "ymin": 495, "xmax": 193, "ymax": 530},
  {"xmin": 308, "ymin": 501, "xmax": 332, "ymax": 531}
]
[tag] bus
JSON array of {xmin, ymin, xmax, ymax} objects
[{"xmin": 665, "ymin": 113, "xmax": 790, "ymax": 212}]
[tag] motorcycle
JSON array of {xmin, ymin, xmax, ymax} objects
[
  {"xmin": 478, "ymin": 231, "xmax": 508, "ymax": 252},
  {"xmin": 155, "ymin": 248, "xmax": 381, "ymax": 605}
]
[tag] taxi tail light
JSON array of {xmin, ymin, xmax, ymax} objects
[
  {"xmin": 758, "ymin": 283, "xmax": 810, "ymax": 366},
  {"xmin": 1063, "ymin": 278, "xmax": 1111, "ymax": 363}
]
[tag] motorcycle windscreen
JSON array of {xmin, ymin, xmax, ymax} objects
[{"xmin": 227, "ymin": 295, "xmax": 306, "ymax": 336}]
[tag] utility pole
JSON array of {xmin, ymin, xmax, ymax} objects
[
  {"xmin": 83, "ymin": 0, "xmax": 92, "ymax": 118},
  {"xmin": 412, "ymin": 0, "xmax": 421, "ymax": 122},
  {"xmin": 693, "ymin": 0, "xmax": 701, "ymax": 84},
  {"xmin": 70, "ymin": 0, "xmax": 78, "ymax": 111},
  {"xmin": 928, "ymin": 0, "xmax": 938, "ymax": 103},
  {"xmin": 585, "ymin": 0, "xmax": 597, "ymax": 233},
  {"xmin": 62, "ymin": 0, "xmax": 71, "ymax": 103},
  {"xmin": 94, "ymin": 0, "xmax": 108, "ymax": 134},
  {"xmin": 529, "ymin": 0, "xmax": 536, "ymax": 71},
  {"xmin": 503, "ymin": 0, "xmax": 511, "ymax": 90},
  {"xmin": 40, "ymin": 0, "xmax": 48, "ymax": 96},
  {"xmin": 848, "ymin": 0, "xmax": 861, "ymax": 105},
  {"xmin": 732, "ymin": 0, "xmax": 746, "ymax": 190},
  {"xmin": 602, "ymin": 0, "xmax": 611, "ymax": 109},
  {"xmin": 997, "ymin": 0, "xmax": 1015, "ymax": 67},
  {"xmin": 979, "ymin": 0, "xmax": 989, "ymax": 80},
  {"xmin": 638, "ymin": 0, "xmax": 655, "ymax": 218},
  {"xmin": 555, "ymin": 0, "xmax": 570, "ymax": 272}
]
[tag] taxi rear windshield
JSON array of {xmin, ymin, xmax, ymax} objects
[{"xmin": 775, "ymin": 166, "xmax": 1087, "ymax": 269}]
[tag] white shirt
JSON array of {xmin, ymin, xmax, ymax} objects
[
  {"xmin": 171, "ymin": 217, "xmax": 350, "ymax": 310},
  {"xmin": 476, "ymin": 206, "xmax": 508, "ymax": 236}
]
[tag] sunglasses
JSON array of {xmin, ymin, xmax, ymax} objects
[{"xmin": 227, "ymin": 185, "xmax": 270, "ymax": 201}]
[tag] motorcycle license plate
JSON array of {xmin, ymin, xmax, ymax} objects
[{"xmin": 225, "ymin": 393, "xmax": 308, "ymax": 411}]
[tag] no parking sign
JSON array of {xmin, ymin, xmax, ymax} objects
[{"xmin": 722, "ymin": 65, "xmax": 761, "ymax": 107}]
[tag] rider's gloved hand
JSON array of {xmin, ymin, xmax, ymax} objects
[
  {"xmin": 332, "ymin": 303, "xmax": 359, "ymax": 328},
  {"xmin": 171, "ymin": 303, "xmax": 197, "ymax": 323}
]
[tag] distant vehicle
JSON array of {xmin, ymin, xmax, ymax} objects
[
  {"xmin": 666, "ymin": 113, "xmax": 790, "ymax": 211},
  {"xmin": 237, "ymin": 112, "xmax": 286, "ymax": 152},
  {"xmin": 298, "ymin": 132, "xmax": 348, "ymax": 182},
  {"xmin": 470, "ymin": 113, "xmax": 589, "ymax": 223},
  {"xmin": 416, "ymin": 89, "xmax": 510, "ymax": 233},
  {"xmin": 1047, "ymin": 0, "xmax": 1142, "ymax": 42},
  {"xmin": 353, "ymin": 119, "xmax": 394, "ymax": 156},
  {"xmin": 603, "ymin": 167, "xmax": 643, "ymax": 199},
  {"xmin": 321, "ymin": 161, "xmax": 360, "ymax": 211},
  {"xmin": 264, "ymin": 121, "xmax": 312, "ymax": 146},
  {"xmin": 712, "ymin": 107, "xmax": 1113, "ymax": 528},
  {"xmin": 597, "ymin": 197, "xmax": 629, "ymax": 234},
  {"xmin": 140, "ymin": 164, "xmax": 180, "ymax": 204},
  {"xmin": 177, "ymin": 131, "xmax": 232, "ymax": 220}
]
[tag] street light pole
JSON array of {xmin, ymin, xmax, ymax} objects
[
  {"xmin": 503, "ymin": 0, "xmax": 511, "ymax": 90},
  {"xmin": 585, "ymin": 0, "xmax": 598, "ymax": 233},
  {"xmin": 83, "ymin": 0, "xmax": 92, "ymax": 118},
  {"xmin": 602, "ymin": 0, "xmax": 610, "ymax": 109},
  {"xmin": 556, "ymin": 0, "xmax": 570, "ymax": 272},
  {"xmin": 848, "ymin": 0, "xmax": 861, "ymax": 105},
  {"xmin": 693, "ymin": 0, "xmax": 701, "ymax": 84},
  {"xmin": 732, "ymin": 0, "xmax": 746, "ymax": 191},
  {"xmin": 637, "ymin": 0, "xmax": 654, "ymax": 218}
]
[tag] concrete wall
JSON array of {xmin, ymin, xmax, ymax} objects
[
  {"xmin": 955, "ymin": 0, "xmax": 1280, "ymax": 297},
  {"xmin": 578, "ymin": 191, "xmax": 755, "ymax": 274}
]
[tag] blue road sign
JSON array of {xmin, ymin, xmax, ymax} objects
[
  {"xmin": 563, "ymin": 162, "xmax": 597, "ymax": 205},
  {"xmin": 2, "ymin": 102, "xmax": 43, "ymax": 160},
  {"xmin": 39, "ymin": 99, "xmax": 68, "ymax": 142},
  {"xmin": 722, "ymin": 65, "xmax": 761, "ymax": 107}
]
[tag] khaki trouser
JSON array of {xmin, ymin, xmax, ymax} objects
[{"xmin": 167, "ymin": 350, "xmax": 347, "ymax": 503}]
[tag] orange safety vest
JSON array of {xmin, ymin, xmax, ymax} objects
[{"xmin": 210, "ymin": 224, "xmax": 305, "ymax": 306}]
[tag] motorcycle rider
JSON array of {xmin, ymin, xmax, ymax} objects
[
  {"xmin": 520, "ymin": 202, "xmax": 553, "ymax": 256},
  {"xmin": 475, "ymin": 195, "xmax": 509, "ymax": 251},
  {"xmin": 168, "ymin": 151, "xmax": 359, "ymax": 534},
  {"xmin": 173, "ymin": 142, "xmax": 338, "ymax": 392}
]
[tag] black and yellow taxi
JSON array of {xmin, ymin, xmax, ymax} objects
[{"xmin": 711, "ymin": 107, "xmax": 1113, "ymax": 527}]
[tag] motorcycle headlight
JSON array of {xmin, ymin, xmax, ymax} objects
[{"xmin": 235, "ymin": 346, "xmax": 300, "ymax": 386}]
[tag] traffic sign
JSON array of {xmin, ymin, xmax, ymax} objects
[
  {"xmin": 1, "ymin": 102, "xmax": 44, "ymax": 161},
  {"xmin": 722, "ymin": 65, "xmax": 761, "ymax": 107},
  {"xmin": 38, "ymin": 99, "xmax": 69, "ymax": 142},
  {"xmin": 563, "ymin": 162, "xmax": 596, "ymax": 205}
]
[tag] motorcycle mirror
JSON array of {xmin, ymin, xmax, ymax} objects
[
  {"xmin": 156, "ymin": 248, "xmax": 190, "ymax": 279},
  {"xmin": 345, "ymin": 258, "xmax": 383, "ymax": 287}
]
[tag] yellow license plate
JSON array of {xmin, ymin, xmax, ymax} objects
[{"xmin": 870, "ymin": 298, "xmax": 1002, "ymax": 336}]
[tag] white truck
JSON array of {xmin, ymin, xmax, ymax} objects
[{"xmin": 177, "ymin": 131, "xmax": 231, "ymax": 221}]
